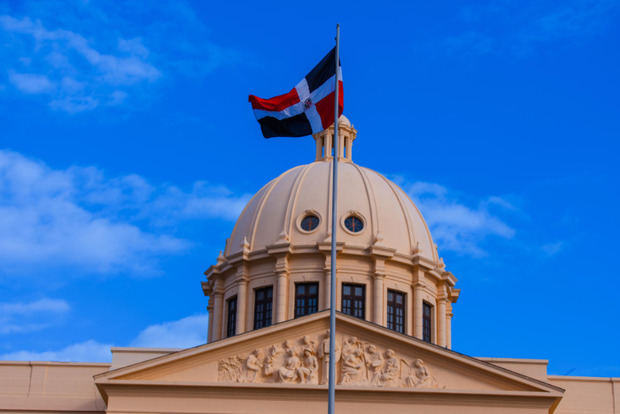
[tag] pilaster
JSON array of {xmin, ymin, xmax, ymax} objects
[
  {"xmin": 275, "ymin": 255, "xmax": 289, "ymax": 323},
  {"xmin": 446, "ymin": 302, "xmax": 453, "ymax": 349},
  {"xmin": 372, "ymin": 258, "xmax": 386, "ymax": 325},
  {"xmin": 206, "ymin": 296, "xmax": 214, "ymax": 343},
  {"xmin": 211, "ymin": 278, "xmax": 224, "ymax": 341},
  {"xmin": 322, "ymin": 254, "xmax": 332, "ymax": 311},
  {"xmin": 412, "ymin": 267, "xmax": 425, "ymax": 340},
  {"xmin": 437, "ymin": 284, "xmax": 448, "ymax": 347},
  {"xmin": 236, "ymin": 265, "xmax": 249, "ymax": 335}
]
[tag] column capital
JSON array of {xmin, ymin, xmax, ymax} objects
[
  {"xmin": 274, "ymin": 253, "xmax": 289, "ymax": 274},
  {"xmin": 412, "ymin": 281, "xmax": 425, "ymax": 289}
]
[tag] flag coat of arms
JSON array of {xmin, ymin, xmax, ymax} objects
[{"xmin": 248, "ymin": 48, "xmax": 343, "ymax": 138}]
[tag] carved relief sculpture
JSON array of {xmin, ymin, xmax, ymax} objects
[
  {"xmin": 318, "ymin": 330, "xmax": 341, "ymax": 385},
  {"xmin": 216, "ymin": 333, "xmax": 441, "ymax": 389},
  {"xmin": 365, "ymin": 344, "xmax": 384, "ymax": 385},
  {"xmin": 405, "ymin": 358, "xmax": 439, "ymax": 389},
  {"xmin": 278, "ymin": 348, "xmax": 301, "ymax": 383}
]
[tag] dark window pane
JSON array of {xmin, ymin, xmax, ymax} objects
[
  {"xmin": 253, "ymin": 286, "xmax": 273, "ymax": 330},
  {"xmin": 387, "ymin": 290, "xmax": 405, "ymax": 334},
  {"xmin": 226, "ymin": 296, "xmax": 237, "ymax": 337},
  {"xmin": 344, "ymin": 216, "xmax": 364, "ymax": 232},
  {"xmin": 301, "ymin": 215, "xmax": 320, "ymax": 231},
  {"xmin": 341, "ymin": 283, "xmax": 365, "ymax": 320},
  {"xmin": 423, "ymin": 302, "xmax": 433, "ymax": 343},
  {"xmin": 295, "ymin": 282, "xmax": 319, "ymax": 318}
]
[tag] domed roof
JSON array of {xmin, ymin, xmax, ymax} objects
[{"xmin": 225, "ymin": 160, "xmax": 438, "ymax": 262}]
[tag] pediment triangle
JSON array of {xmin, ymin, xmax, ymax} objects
[{"xmin": 95, "ymin": 311, "xmax": 562, "ymax": 396}]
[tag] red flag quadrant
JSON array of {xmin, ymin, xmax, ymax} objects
[{"xmin": 248, "ymin": 48, "xmax": 343, "ymax": 138}]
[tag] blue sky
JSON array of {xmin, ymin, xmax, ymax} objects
[{"xmin": 0, "ymin": 0, "xmax": 618, "ymax": 376}]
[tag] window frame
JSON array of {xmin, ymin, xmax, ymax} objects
[
  {"xmin": 341, "ymin": 283, "xmax": 366, "ymax": 320},
  {"xmin": 226, "ymin": 296, "xmax": 238, "ymax": 338},
  {"xmin": 387, "ymin": 289, "xmax": 406, "ymax": 334},
  {"xmin": 294, "ymin": 282, "xmax": 319, "ymax": 318},
  {"xmin": 253, "ymin": 285, "xmax": 273, "ymax": 330},
  {"xmin": 423, "ymin": 301, "xmax": 433, "ymax": 343}
]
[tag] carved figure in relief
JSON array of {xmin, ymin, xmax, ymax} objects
[
  {"xmin": 278, "ymin": 348, "xmax": 301, "ymax": 383},
  {"xmin": 319, "ymin": 330, "xmax": 341, "ymax": 384},
  {"xmin": 299, "ymin": 348, "xmax": 319, "ymax": 384},
  {"xmin": 263, "ymin": 344, "xmax": 282, "ymax": 377},
  {"xmin": 405, "ymin": 359, "xmax": 438, "ymax": 388},
  {"xmin": 245, "ymin": 350, "xmax": 263, "ymax": 381},
  {"xmin": 302, "ymin": 335, "xmax": 317, "ymax": 354},
  {"xmin": 218, "ymin": 356, "xmax": 243, "ymax": 382},
  {"xmin": 378, "ymin": 349, "xmax": 400, "ymax": 386},
  {"xmin": 365, "ymin": 344, "xmax": 384, "ymax": 385},
  {"xmin": 341, "ymin": 337, "xmax": 365, "ymax": 384}
]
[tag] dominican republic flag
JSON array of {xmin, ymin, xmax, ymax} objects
[{"xmin": 248, "ymin": 48, "xmax": 343, "ymax": 138}]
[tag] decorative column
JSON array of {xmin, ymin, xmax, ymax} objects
[
  {"xmin": 276, "ymin": 271, "xmax": 288, "ymax": 322},
  {"xmin": 373, "ymin": 275, "xmax": 384, "ymax": 325},
  {"xmin": 236, "ymin": 276, "xmax": 248, "ymax": 335},
  {"xmin": 372, "ymin": 258, "xmax": 386, "ymax": 325},
  {"xmin": 437, "ymin": 297, "xmax": 447, "ymax": 347},
  {"xmin": 275, "ymin": 255, "xmax": 289, "ymax": 323},
  {"xmin": 446, "ymin": 302, "xmax": 453, "ymax": 349},
  {"xmin": 323, "ymin": 255, "xmax": 332, "ymax": 311},
  {"xmin": 412, "ymin": 281, "xmax": 424, "ymax": 340},
  {"xmin": 211, "ymin": 280, "xmax": 224, "ymax": 341},
  {"xmin": 207, "ymin": 297, "xmax": 214, "ymax": 343}
]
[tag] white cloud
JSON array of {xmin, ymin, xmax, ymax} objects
[
  {"xmin": 8, "ymin": 71, "xmax": 54, "ymax": 93},
  {"xmin": 0, "ymin": 15, "xmax": 160, "ymax": 84},
  {"xmin": 0, "ymin": 339, "xmax": 111, "ymax": 362},
  {"xmin": 0, "ymin": 313, "xmax": 208, "ymax": 362},
  {"xmin": 0, "ymin": 150, "xmax": 188, "ymax": 275},
  {"xmin": 399, "ymin": 180, "xmax": 515, "ymax": 256},
  {"xmin": 0, "ymin": 298, "xmax": 70, "ymax": 334},
  {"xmin": 0, "ymin": 2, "xmax": 241, "ymax": 113},
  {"xmin": 0, "ymin": 150, "xmax": 248, "ymax": 276},
  {"xmin": 0, "ymin": 14, "xmax": 159, "ymax": 112},
  {"xmin": 131, "ymin": 314, "xmax": 208, "ymax": 348},
  {"xmin": 149, "ymin": 183, "xmax": 251, "ymax": 224},
  {"xmin": 1, "ymin": 298, "xmax": 70, "ymax": 314},
  {"xmin": 541, "ymin": 241, "xmax": 565, "ymax": 256}
]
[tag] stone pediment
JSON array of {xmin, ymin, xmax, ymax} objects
[{"xmin": 95, "ymin": 311, "xmax": 562, "ymax": 398}]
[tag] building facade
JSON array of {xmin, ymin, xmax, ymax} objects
[{"xmin": 1, "ymin": 117, "xmax": 618, "ymax": 413}]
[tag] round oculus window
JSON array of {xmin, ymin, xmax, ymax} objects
[
  {"xmin": 344, "ymin": 215, "xmax": 364, "ymax": 233},
  {"xmin": 300, "ymin": 214, "xmax": 320, "ymax": 232}
]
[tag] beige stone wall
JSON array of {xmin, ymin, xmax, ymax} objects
[
  {"xmin": 103, "ymin": 385, "xmax": 556, "ymax": 414},
  {"xmin": 548, "ymin": 375, "xmax": 620, "ymax": 414},
  {"xmin": 0, "ymin": 361, "xmax": 108, "ymax": 414}
]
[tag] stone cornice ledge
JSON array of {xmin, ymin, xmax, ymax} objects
[{"xmin": 95, "ymin": 379, "xmax": 563, "ymax": 399}]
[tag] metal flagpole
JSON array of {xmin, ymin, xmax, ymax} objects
[{"xmin": 328, "ymin": 23, "xmax": 340, "ymax": 414}]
